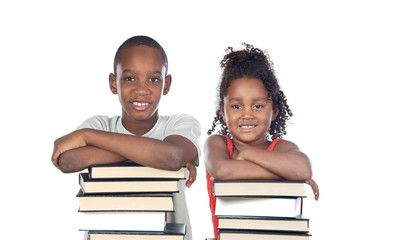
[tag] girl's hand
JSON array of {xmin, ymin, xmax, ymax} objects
[
  {"xmin": 185, "ymin": 161, "xmax": 197, "ymax": 188},
  {"xmin": 306, "ymin": 178, "xmax": 319, "ymax": 200},
  {"xmin": 52, "ymin": 129, "xmax": 88, "ymax": 169}
]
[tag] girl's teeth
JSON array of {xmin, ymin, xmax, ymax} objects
[
  {"xmin": 133, "ymin": 102, "xmax": 148, "ymax": 106},
  {"xmin": 241, "ymin": 125, "xmax": 255, "ymax": 128}
]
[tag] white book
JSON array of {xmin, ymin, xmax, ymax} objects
[
  {"xmin": 215, "ymin": 197, "xmax": 302, "ymax": 218},
  {"xmin": 78, "ymin": 211, "xmax": 166, "ymax": 232}
]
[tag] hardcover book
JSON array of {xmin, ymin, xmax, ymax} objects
[
  {"xmin": 87, "ymin": 223, "xmax": 186, "ymax": 240},
  {"xmin": 88, "ymin": 161, "xmax": 185, "ymax": 179},
  {"xmin": 214, "ymin": 180, "xmax": 306, "ymax": 197},
  {"xmin": 215, "ymin": 196, "xmax": 303, "ymax": 218},
  {"xmin": 79, "ymin": 173, "xmax": 179, "ymax": 194},
  {"xmin": 79, "ymin": 211, "xmax": 167, "ymax": 232},
  {"xmin": 77, "ymin": 190, "xmax": 174, "ymax": 212}
]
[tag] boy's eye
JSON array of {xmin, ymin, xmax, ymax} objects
[
  {"xmin": 149, "ymin": 77, "xmax": 160, "ymax": 83},
  {"xmin": 124, "ymin": 76, "xmax": 135, "ymax": 81}
]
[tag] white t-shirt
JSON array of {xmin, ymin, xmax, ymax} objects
[{"xmin": 77, "ymin": 114, "xmax": 201, "ymax": 240}]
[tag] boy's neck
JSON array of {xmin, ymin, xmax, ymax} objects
[{"xmin": 121, "ymin": 113, "xmax": 159, "ymax": 136}]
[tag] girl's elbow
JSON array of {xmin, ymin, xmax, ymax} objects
[
  {"xmin": 208, "ymin": 165, "xmax": 230, "ymax": 180},
  {"xmin": 295, "ymin": 167, "xmax": 312, "ymax": 181}
]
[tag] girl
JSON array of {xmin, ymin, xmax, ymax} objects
[{"xmin": 204, "ymin": 43, "xmax": 319, "ymax": 238}]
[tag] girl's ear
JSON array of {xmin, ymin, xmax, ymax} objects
[
  {"xmin": 163, "ymin": 74, "xmax": 172, "ymax": 95},
  {"xmin": 220, "ymin": 105, "xmax": 225, "ymax": 121},
  {"xmin": 272, "ymin": 107, "xmax": 279, "ymax": 120},
  {"xmin": 109, "ymin": 73, "xmax": 117, "ymax": 94}
]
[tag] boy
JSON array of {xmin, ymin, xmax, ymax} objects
[{"xmin": 52, "ymin": 35, "xmax": 201, "ymax": 240}]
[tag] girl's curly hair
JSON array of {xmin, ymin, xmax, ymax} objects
[{"xmin": 208, "ymin": 43, "xmax": 292, "ymax": 140}]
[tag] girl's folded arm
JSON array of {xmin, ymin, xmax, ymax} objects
[
  {"xmin": 204, "ymin": 135, "xmax": 281, "ymax": 180},
  {"xmin": 238, "ymin": 140, "xmax": 312, "ymax": 181}
]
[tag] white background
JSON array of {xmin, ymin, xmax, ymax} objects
[{"xmin": 1, "ymin": 0, "xmax": 415, "ymax": 239}]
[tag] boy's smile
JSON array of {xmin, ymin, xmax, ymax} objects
[
  {"xmin": 109, "ymin": 45, "xmax": 171, "ymax": 135},
  {"xmin": 221, "ymin": 77, "xmax": 278, "ymax": 145}
]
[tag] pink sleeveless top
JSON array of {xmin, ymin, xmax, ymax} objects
[{"xmin": 206, "ymin": 135, "xmax": 282, "ymax": 238}]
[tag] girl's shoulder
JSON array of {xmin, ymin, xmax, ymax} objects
[
  {"xmin": 272, "ymin": 139, "xmax": 301, "ymax": 152},
  {"xmin": 205, "ymin": 134, "xmax": 229, "ymax": 146}
]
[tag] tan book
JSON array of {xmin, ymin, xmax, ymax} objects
[
  {"xmin": 77, "ymin": 190, "xmax": 174, "ymax": 212},
  {"xmin": 88, "ymin": 161, "xmax": 185, "ymax": 179},
  {"xmin": 215, "ymin": 197, "xmax": 303, "ymax": 218},
  {"xmin": 219, "ymin": 229, "xmax": 310, "ymax": 240},
  {"xmin": 79, "ymin": 173, "xmax": 179, "ymax": 194},
  {"xmin": 218, "ymin": 216, "xmax": 309, "ymax": 232},
  {"xmin": 214, "ymin": 180, "xmax": 306, "ymax": 197},
  {"xmin": 79, "ymin": 211, "xmax": 167, "ymax": 232}
]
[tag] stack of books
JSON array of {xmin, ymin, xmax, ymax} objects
[
  {"xmin": 212, "ymin": 180, "xmax": 311, "ymax": 240},
  {"xmin": 76, "ymin": 161, "xmax": 187, "ymax": 240}
]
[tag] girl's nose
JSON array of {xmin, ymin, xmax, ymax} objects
[{"xmin": 241, "ymin": 107, "xmax": 254, "ymax": 119}]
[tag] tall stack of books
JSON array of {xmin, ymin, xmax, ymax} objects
[
  {"xmin": 212, "ymin": 180, "xmax": 312, "ymax": 240},
  {"xmin": 76, "ymin": 161, "xmax": 186, "ymax": 240}
]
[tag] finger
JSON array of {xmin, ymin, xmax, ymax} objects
[
  {"xmin": 186, "ymin": 177, "xmax": 195, "ymax": 188},
  {"xmin": 51, "ymin": 147, "xmax": 61, "ymax": 169}
]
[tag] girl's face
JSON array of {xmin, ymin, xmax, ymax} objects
[{"xmin": 221, "ymin": 77, "xmax": 278, "ymax": 145}]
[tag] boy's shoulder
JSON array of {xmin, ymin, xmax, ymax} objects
[
  {"xmin": 77, "ymin": 115, "xmax": 123, "ymax": 133},
  {"xmin": 160, "ymin": 113, "xmax": 200, "ymax": 126}
]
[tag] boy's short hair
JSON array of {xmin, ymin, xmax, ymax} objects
[{"xmin": 113, "ymin": 35, "xmax": 169, "ymax": 75}]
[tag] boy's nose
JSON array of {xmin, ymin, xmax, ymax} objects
[{"xmin": 134, "ymin": 81, "xmax": 151, "ymax": 96}]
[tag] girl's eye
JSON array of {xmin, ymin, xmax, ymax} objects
[
  {"xmin": 253, "ymin": 104, "xmax": 264, "ymax": 109},
  {"xmin": 232, "ymin": 105, "xmax": 242, "ymax": 109}
]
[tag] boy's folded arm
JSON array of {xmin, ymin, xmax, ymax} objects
[
  {"xmin": 239, "ymin": 140, "xmax": 312, "ymax": 181},
  {"xmin": 58, "ymin": 146, "xmax": 125, "ymax": 173},
  {"xmin": 204, "ymin": 135, "xmax": 282, "ymax": 180},
  {"xmin": 84, "ymin": 129, "xmax": 197, "ymax": 171}
]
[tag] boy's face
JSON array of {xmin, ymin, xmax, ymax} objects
[{"xmin": 110, "ymin": 45, "xmax": 171, "ymax": 126}]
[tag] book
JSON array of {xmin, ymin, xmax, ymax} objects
[
  {"xmin": 213, "ymin": 180, "xmax": 306, "ymax": 197},
  {"xmin": 87, "ymin": 223, "xmax": 186, "ymax": 240},
  {"xmin": 217, "ymin": 216, "xmax": 309, "ymax": 232},
  {"xmin": 77, "ymin": 190, "xmax": 174, "ymax": 212},
  {"xmin": 215, "ymin": 196, "xmax": 303, "ymax": 218},
  {"xmin": 88, "ymin": 161, "xmax": 185, "ymax": 179},
  {"xmin": 219, "ymin": 229, "xmax": 311, "ymax": 240},
  {"xmin": 79, "ymin": 211, "xmax": 167, "ymax": 232},
  {"xmin": 79, "ymin": 173, "xmax": 179, "ymax": 194}
]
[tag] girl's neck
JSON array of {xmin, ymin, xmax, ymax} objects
[{"xmin": 231, "ymin": 137, "xmax": 270, "ymax": 156}]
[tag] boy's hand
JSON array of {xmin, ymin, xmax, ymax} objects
[
  {"xmin": 185, "ymin": 161, "xmax": 197, "ymax": 188},
  {"xmin": 52, "ymin": 129, "xmax": 88, "ymax": 169},
  {"xmin": 306, "ymin": 178, "xmax": 319, "ymax": 200}
]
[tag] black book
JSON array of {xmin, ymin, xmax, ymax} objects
[{"xmin": 87, "ymin": 223, "xmax": 186, "ymax": 240}]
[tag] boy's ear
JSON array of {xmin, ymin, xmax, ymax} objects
[
  {"xmin": 109, "ymin": 73, "xmax": 118, "ymax": 94},
  {"xmin": 163, "ymin": 74, "xmax": 172, "ymax": 95}
]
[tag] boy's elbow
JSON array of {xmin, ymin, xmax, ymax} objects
[
  {"xmin": 163, "ymin": 149, "xmax": 186, "ymax": 171},
  {"xmin": 58, "ymin": 157, "xmax": 75, "ymax": 173},
  {"xmin": 58, "ymin": 152, "xmax": 82, "ymax": 173}
]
